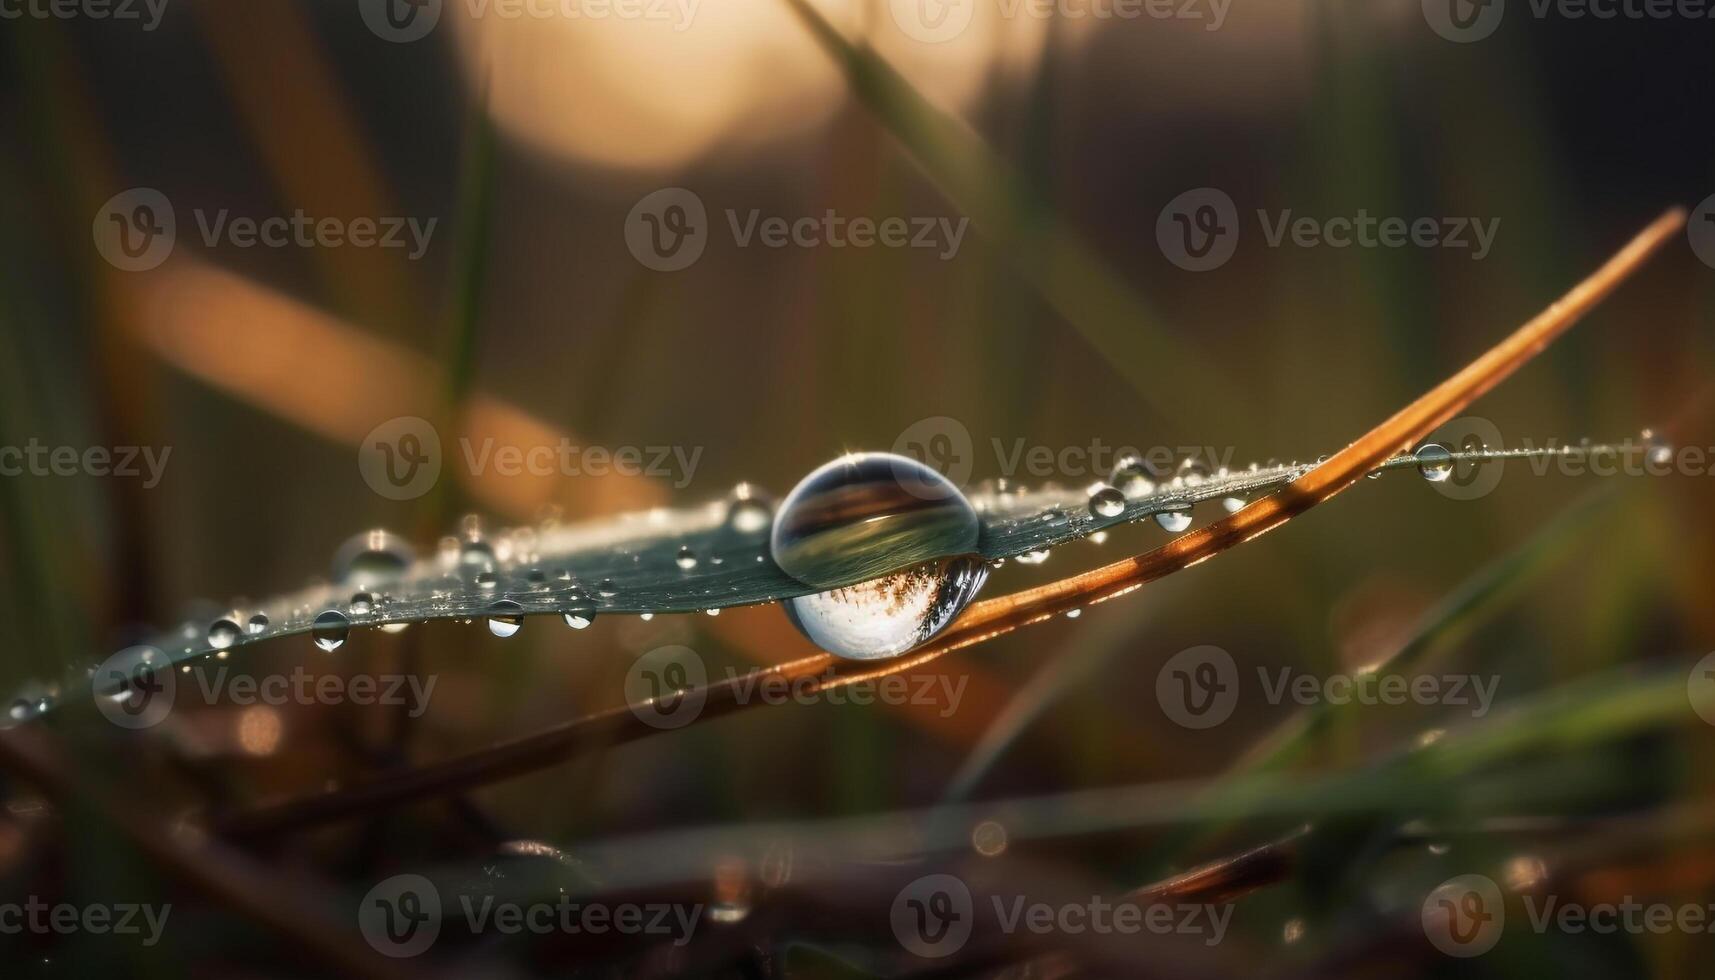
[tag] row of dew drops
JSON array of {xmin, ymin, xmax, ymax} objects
[{"xmin": 8, "ymin": 435, "xmax": 1614, "ymax": 724}]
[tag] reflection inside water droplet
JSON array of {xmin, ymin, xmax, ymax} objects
[
  {"xmin": 781, "ymin": 556, "xmax": 988, "ymax": 661},
  {"xmin": 312, "ymin": 610, "xmax": 351, "ymax": 652},
  {"xmin": 1415, "ymin": 443, "xmax": 1454, "ymax": 482},
  {"xmin": 1154, "ymin": 507, "xmax": 1193, "ymax": 533},
  {"xmin": 770, "ymin": 453, "xmax": 979, "ymax": 591},
  {"xmin": 1088, "ymin": 484, "xmax": 1125, "ymax": 519},
  {"xmin": 487, "ymin": 600, "xmax": 524, "ymax": 638},
  {"xmin": 207, "ymin": 619, "xmax": 241, "ymax": 651}
]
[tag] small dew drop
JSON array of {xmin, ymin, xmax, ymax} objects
[
  {"xmin": 475, "ymin": 571, "xmax": 499, "ymax": 590},
  {"xmin": 311, "ymin": 610, "xmax": 351, "ymax": 652},
  {"xmin": 726, "ymin": 484, "xmax": 775, "ymax": 534},
  {"xmin": 1087, "ymin": 484, "xmax": 1126, "ymax": 519},
  {"xmin": 379, "ymin": 623, "xmax": 410, "ymax": 635},
  {"xmin": 487, "ymin": 600, "xmax": 525, "ymax": 638},
  {"xmin": 246, "ymin": 613, "xmax": 269, "ymax": 635},
  {"xmin": 1064, "ymin": 608, "xmax": 1082, "ymax": 619},
  {"xmin": 1154, "ymin": 508, "xmax": 1193, "ymax": 533},
  {"xmin": 1110, "ymin": 454, "xmax": 1158, "ymax": 497},
  {"xmin": 332, "ymin": 529, "xmax": 416, "ymax": 587},
  {"xmin": 562, "ymin": 608, "xmax": 595, "ymax": 629},
  {"xmin": 1016, "ymin": 549, "xmax": 1050, "ymax": 565},
  {"xmin": 1221, "ymin": 494, "xmax": 1247, "ymax": 514},
  {"xmin": 1415, "ymin": 443, "xmax": 1454, "ymax": 483},
  {"xmin": 639, "ymin": 612, "xmax": 654, "ymax": 621},
  {"xmin": 676, "ymin": 546, "xmax": 699, "ymax": 571},
  {"xmin": 349, "ymin": 592, "xmax": 375, "ymax": 616},
  {"xmin": 207, "ymin": 619, "xmax": 242, "ymax": 651}
]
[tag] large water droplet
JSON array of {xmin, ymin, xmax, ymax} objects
[
  {"xmin": 332, "ymin": 529, "xmax": 417, "ymax": 587},
  {"xmin": 770, "ymin": 453, "xmax": 980, "ymax": 590},
  {"xmin": 1415, "ymin": 443, "xmax": 1454, "ymax": 482},
  {"xmin": 311, "ymin": 610, "xmax": 351, "ymax": 652},
  {"xmin": 487, "ymin": 600, "xmax": 524, "ymax": 638},
  {"xmin": 1154, "ymin": 508, "xmax": 1193, "ymax": 533},
  {"xmin": 207, "ymin": 618, "xmax": 241, "ymax": 651},
  {"xmin": 782, "ymin": 557, "xmax": 988, "ymax": 661},
  {"xmin": 1088, "ymin": 484, "xmax": 1126, "ymax": 519}
]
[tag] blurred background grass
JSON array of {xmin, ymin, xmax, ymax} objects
[{"xmin": 0, "ymin": 0, "xmax": 1712, "ymax": 975}]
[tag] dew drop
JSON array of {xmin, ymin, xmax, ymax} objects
[
  {"xmin": 676, "ymin": 546, "xmax": 699, "ymax": 571},
  {"xmin": 1110, "ymin": 454, "xmax": 1159, "ymax": 497},
  {"xmin": 311, "ymin": 610, "xmax": 351, "ymax": 652},
  {"xmin": 475, "ymin": 571, "xmax": 499, "ymax": 590},
  {"xmin": 460, "ymin": 537, "xmax": 496, "ymax": 567},
  {"xmin": 1415, "ymin": 443, "xmax": 1454, "ymax": 483},
  {"xmin": 726, "ymin": 483, "xmax": 774, "ymax": 534},
  {"xmin": 246, "ymin": 613, "xmax": 270, "ymax": 635},
  {"xmin": 638, "ymin": 612, "xmax": 654, "ymax": 622},
  {"xmin": 770, "ymin": 453, "xmax": 980, "ymax": 590},
  {"xmin": 331, "ymin": 529, "xmax": 416, "ymax": 587},
  {"xmin": 379, "ymin": 623, "xmax": 410, "ymax": 635},
  {"xmin": 1221, "ymin": 494, "xmax": 1247, "ymax": 514},
  {"xmin": 1087, "ymin": 484, "xmax": 1126, "ymax": 519},
  {"xmin": 1016, "ymin": 549, "xmax": 1050, "ymax": 565},
  {"xmin": 562, "ymin": 607, "xmax": 595, "ymax": 629},
  {"xmin": 8, "ymin": 699, "xmax": 32, "ymax": 722},
  {"xmin": 487, "ymin": 600, "xmax": 524, "ymax": 638},
  {"xmin": 207, "ymin": 618, "xmax": 241, "ymax": 651},
  {"xmin": 349, "ymin": 592, "xmax": 376, "ymax": 616},
  {"xmin": 782, "ymin": 556, "xmax": 989, "ymax": 661},
  {"xmin": 1154, "ymin": 508, "xmax": 1193, "ymax": 533}
]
